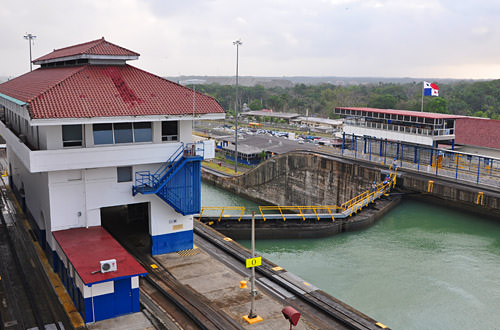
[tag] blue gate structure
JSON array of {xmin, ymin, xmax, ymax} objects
[
  {"xmin": 336, "ymin": 133, "xmax": 500, "ymax": 187},
  {"xmin": 132, "ymin": 143, "xmax": 203, "ymax": 215}
]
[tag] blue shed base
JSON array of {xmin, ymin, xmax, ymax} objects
[{"xmin": 151, "ymin": 230, "xmax": 193, "ymax": 255}]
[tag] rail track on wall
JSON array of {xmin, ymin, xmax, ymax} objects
[
  {"xmin": 112, "ymin": 231, "xmax": 244, "ymax": 330},
  {"xmin": 193, "ymin": 221, "xmax": 390, "ymax": 330},
  {"xmin": 0, "ymin": 177, "xmax": 71, "ymax": 330}
]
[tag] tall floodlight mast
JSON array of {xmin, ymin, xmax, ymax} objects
[
  {"xmin": 233, "ymin": 39, "xmax": 242, "ymax": 174},
  {"xmin": 24, "ymin": 33, "xmax": 37, "ymax": 72}
]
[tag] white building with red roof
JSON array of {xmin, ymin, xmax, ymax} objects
[
  {"xmin": 0, "ymin": 38, "xmax": 225, "ymax": 323},
  {"xmin": 334, "ymin": 107, "xmax": 463, "ymax": 147}
]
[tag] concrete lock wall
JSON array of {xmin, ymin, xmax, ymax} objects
[
  {"xmin": 203, "ymin": 151, "xmax": 500, "ymax": 220},
  {"xmin": 203, "ymin": 152, "xmax": 384, "ymax": 206},
  {"xmin": 399, "ymin": 173, "xmax": 500, "ymax": 219}
]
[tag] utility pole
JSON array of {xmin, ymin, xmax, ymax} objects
[
  {"xmin": 24, "ymin": 33, "xmax": 36, "ymax": 72},
  {"xmin": 233, "ymin": 39, "xmax": 242, "ymax": 174}
]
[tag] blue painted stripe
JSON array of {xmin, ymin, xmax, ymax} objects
[
  {"xmin": 0, "ymin": 92, "xmax": 26, "ymax": 106},
  {"xmin": 151, "ymin": 230, "xmax": 193, "ymax": 255}
]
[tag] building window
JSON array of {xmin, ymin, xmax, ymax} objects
[
  {"xmin": 162, "ymin": 121, "xmax": 178, "ymax": 141},
  {"xmin": 62, "ymin": 125, "xmax": 83, "ymax": 147},
  {"xmin": 134, "ymin": 122, "xmax": 152, "ymax": 142},
  {"xmin": 114, "ymin": 123, "xmax": 133, "ymax": 144},
  {"xmin": 93, "ymin": 123, "xmax": 113, "ymax": 145},
  {"xmin": 117, "ymin": 166, "xmax": 132, "ymax": 182},
  {"xmin": 93, "ymin": 122, "xmax": 152, "ymax": 145}
]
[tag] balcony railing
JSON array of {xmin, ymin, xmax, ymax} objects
[{"xmin": 344, "ymin": 120, "xmax": 454, "ymax": 137}]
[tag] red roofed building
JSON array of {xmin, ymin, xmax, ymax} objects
[
  {"xmin": 53, "ymin": 227, "xmax": 147, "ymax": 323},
  {"xmin": 0, "ymin": 38, "xmax": 225, "ymax": 323}
]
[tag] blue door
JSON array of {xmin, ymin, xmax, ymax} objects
[{"xmin": 114, "ymin": 278, "xmax": 132, "ymax": 316}]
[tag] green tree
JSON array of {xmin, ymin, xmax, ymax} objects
[
  {"xmin": 367, "ymin": 94, "xmax": 398, "ymax": 109},
  {"xmin": 248, "ymin": 99, "xmax": 263, "ymax": 110},
  {"xmin": 425, "ymin": 97, "xmax": 448, "ymax": 114}
]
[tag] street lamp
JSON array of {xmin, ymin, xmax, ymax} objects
[
  {"xmin": 233, "ymin": 39, "xmax": 242, "ymax": 174},
  {"xmin": 180, "ymin": 79, "xmax": 206, "ymax": 135},
  {"xmin": 24, "ymin": 33, "xmax": 36, "ymax": 72}
]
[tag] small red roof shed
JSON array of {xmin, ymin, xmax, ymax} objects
[{"xmin": 53, "ymin": 226, "xmax": 147, "ymax": 285}]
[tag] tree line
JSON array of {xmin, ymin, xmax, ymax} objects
[{"xmin": 196, "ymin": 79, "xmax": 500, "ymax": 120}]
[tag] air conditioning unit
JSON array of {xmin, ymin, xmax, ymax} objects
[{"xmin": 100, "ymin": 259, "xmax": 117, "ymax": 273}]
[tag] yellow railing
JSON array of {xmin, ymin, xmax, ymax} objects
[
  {"xmin": 341, "ymin": 172, "xmax": 396, "ymax": 213},
  {"xmin": 199, "ymin": 206, "xmax": 245, "ymax": 222},
  {"xmin": 200, "ymin": 172, "xmax": 397, "ymax": 223},
  {"xmin": 258, "ymin": 205, "xmax": 341, "ymax": 222}
]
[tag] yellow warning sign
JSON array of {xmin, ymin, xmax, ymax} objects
[{"xmin": 246, "ymin": 257, "xmax": 262, "ymax": 268}]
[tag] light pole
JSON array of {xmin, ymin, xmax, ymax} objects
[
  {"xmin": 24, "ymin": 33, "xmax": 36, "ymax": 72},
  {"xmin": 233, "ymin": 39, "xmax": 242, "ymax": 174}
]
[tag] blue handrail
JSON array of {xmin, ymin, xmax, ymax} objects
[{"xmin": 133, "ymin": 142, "xmax": 205, "ymax": 195}]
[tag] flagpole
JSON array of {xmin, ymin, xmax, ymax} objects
[{"xmin": 421, "ymin": 82, "xmax": 424, "ymax": 112}]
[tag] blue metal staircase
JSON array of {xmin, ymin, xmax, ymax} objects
[{"xmin": 132, "ymin": 143, "xmax": 203, "ymax": 215}]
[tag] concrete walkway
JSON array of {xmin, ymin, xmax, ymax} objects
[{"xmin": 154, "ymin": 243, "xmax": 323, "ymax": 329}]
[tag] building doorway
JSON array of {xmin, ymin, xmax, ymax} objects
[{"xmin": 100, "ymin": 202, "xmax": 150, "ymax": 254}]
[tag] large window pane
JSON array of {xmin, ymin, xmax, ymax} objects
[
  {"xmin": 114, "ymin": 123, "xmax": 133, "ymax": 143},
  {"xmin": 162, "ymin": 121, "xmax": 178, "ymax": 141},
  {"xmin": 62, "ymin": 124, "xmax": 82, "ymax": 147},
  {"xmin": 93, "ymin": 123, "xmax": 113, "ymax": 145},
  {"xmin": 134, "ymin": 122, "xmax": 152, "ymax": 142}
]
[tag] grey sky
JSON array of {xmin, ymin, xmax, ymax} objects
[{"xmin": 2, "ymin": 0, "xmax": 500, "ymax": 79}]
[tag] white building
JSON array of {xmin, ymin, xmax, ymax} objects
[
  {"xmin": 0, "ymin": 38, "xmax": 225, "ymax": 322},
  {"xmin": 334, "ymin": 107, "xmax": 462, "ymax": 147}
]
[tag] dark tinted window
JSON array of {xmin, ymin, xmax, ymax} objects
[
  {"xmin": 62, "ymin": 125, "xmax": 82, "ymax": 147},
  {"xmin": 93, "ymin": 124, "xmax": 113, "ymax": 145}
]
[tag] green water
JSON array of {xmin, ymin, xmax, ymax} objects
[{"xmin": 201, "ymin": 182, "xmax": 500, "ymax": 330}]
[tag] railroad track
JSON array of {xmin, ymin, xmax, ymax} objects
[
  {"xmin": 107, "ymin": 228, "xmax": 244, "ymax": 330},
  {"xmin": 194, "ymin": 220, "xmax": 389, "ymax": 330},
  {"xmin": 0, "ymin": 177, "xmax": 71, "ymax": 330}
]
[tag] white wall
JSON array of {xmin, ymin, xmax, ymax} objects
[
  {"xmin": 47, "ymin": 161, "xmax": 192, "ymax": 235},
  {"xmin": 149, "ymin": 197, "xmax": 193, "ymax": 237},
  {"xmin": 42, "ymin": 125, "xmax": 63, "ymax": 150},
  {"xmin": 8, "ymin": 149, "xmax": 51, "ymax": 234},
  {"xmin": 179, "ymin": 120, "xmax": 193, "ymax": 143}
]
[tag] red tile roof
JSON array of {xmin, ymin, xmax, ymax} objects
[
  {"xmin": 53, "ymin": 226, "xmax": 147, "ymax": 285},
  {"xmin": 33, "ymin": 38, "xmax": 139, "ymax": 62},
  {"xmin": 455, "ymin": 117, "xmax": 500, "ymax": 149},
  {"xmin": 336, "ymin": 107, "xmax": 464, "ymax": 120},
  {"xmin": 0, "ymin": 64, "xmax": 225, "ymax": 119}
]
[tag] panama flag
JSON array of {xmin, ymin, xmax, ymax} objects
[{"xmin": 424, "ymin": 81, "xmax": 439, "ymax": 96}]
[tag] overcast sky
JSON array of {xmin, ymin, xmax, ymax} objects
[{"xmin": 2, "ymin": 0, "xmax": 500, "ymax": 80}]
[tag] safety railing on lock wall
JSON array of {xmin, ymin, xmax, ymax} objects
[{"xmin": 198, "ymin": 172, "xmax": 397, "ymax": 223}]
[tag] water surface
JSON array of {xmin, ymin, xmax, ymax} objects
[{"xmin": 201, "ymin": 182, "xmax": 500, "ymax": 329}]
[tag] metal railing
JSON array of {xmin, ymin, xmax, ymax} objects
[
  {"xmin": 199, "ymin": 172, "xmax": 397, "ymax": 223},
  {"xmin": 344, "ymin": 120, "xmax": 454, "ymax": 137},
  {"xmin": 199, "ymin": 206, "xmax": 246, "ymax": 222},
  {"xmin": 134, "ymin": 142, "xmax": 205, "ymax": 191},
  {"xmin": 333, "ymin": 134, "xmax": 500, "ymax": 188}
]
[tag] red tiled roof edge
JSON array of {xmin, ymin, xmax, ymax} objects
[
  {"xmin": 84, "ymin": 38, "xmax": 140, "ymax": 56},
  {"xmin": 33, "ymin": 37, "xmax": 139, "ymax": 62}
]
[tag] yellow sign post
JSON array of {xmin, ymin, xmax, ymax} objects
[
  {"xmin": 242, "ymin": 211, "xmax": 263, "ymax": 324},
  {"xmin": 246, "ymin": 257, "xmax": 262, "ymax": 268}
]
